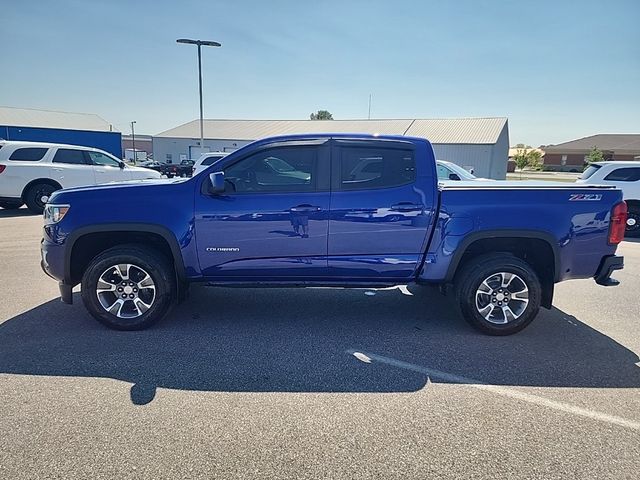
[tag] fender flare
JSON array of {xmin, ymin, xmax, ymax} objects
[
  {"xmin": 64, "ymin": 223, "xmax": 187, "ymax": 284},
  {"xmin": 444, "ymin": 229, "xmax": 561, "ymax": 283}
]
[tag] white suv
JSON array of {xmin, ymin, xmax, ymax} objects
[
  {"xmin": 0, "ymin": 141, "xmax": 161, "ymax": 213},
  {"xmin": 192, "ymin": 152, "xmax": 228, "ymax": 176},
  {"xmin": 577, "ymin": 161, "xmax": 640, "ymax": 237}
]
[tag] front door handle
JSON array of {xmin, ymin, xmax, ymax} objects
[
  {"xmin": 290, "ymin": 204, "xmax": 321, "ymax": 213},
  {"xmin": 390, "ymin": 203, "xmax": 424, "ymax": 212}
]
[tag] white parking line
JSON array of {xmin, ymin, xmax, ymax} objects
[{"xmin": 349, "ymin": 350, "xmax": 640, "ymax": 432}]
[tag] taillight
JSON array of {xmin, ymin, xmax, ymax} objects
[
  {"xmin": 608, "ymin": 201, "xmax": 627, "ymax": 245},
  {"xmin": 0, "ymin": 165, "xmax": 6, "ymax": 174}
]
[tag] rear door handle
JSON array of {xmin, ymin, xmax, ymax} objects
[
  {"xmin": 391, "ymin": 203, "xmax": 424, "ymax": 212},
  {"xmin": 290, "ymin": 204, "xmax": 321, "ymax": 213},
  {"xmin": 52, "ymin": 168, "xmax": 63, "ymax": 172}
]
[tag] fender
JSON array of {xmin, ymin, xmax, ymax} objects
[
  {"xmin": 63, "ymin": 222, "xmax": 187, "ymax": 284},
  {"xmin": 443, "ymin": 229, "xmax": 561, "ymax": 283}
]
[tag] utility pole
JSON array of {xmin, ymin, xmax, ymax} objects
[
  {"xmin": 130, "ymin": 121, "xmax": 136, "ymax": 164},
  {"xmin": 177, "ymin": 38, "xmax": 222, "ymax": 156}
]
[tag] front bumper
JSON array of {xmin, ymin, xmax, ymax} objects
[
  {"xmin": 594, "ymin": 255, "xmax": 624, "ymax": 286},
  {"xmin": 41, "ymin": 236, "xmax": 73, "ymax": 303}
]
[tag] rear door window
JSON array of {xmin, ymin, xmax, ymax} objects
[
  {"xmin": 603, "ymin": 168, "xmax": 640, "ymax": 182},
  {"xmin": 339, "ymin": 147, "xmax": 415, "ymax": 190},
  {"xmin": 8, "ymin": 147, "xmax": 48, "ymax": 161},
  {"xmin": 52, "ymin": 149, "xmax": 89, "ymax": 165}
]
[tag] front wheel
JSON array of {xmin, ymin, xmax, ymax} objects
[
  {"xmin": 81, "ymin": 246, "xmax": 175, "ymax": 330},
  {"xmin": 455, "ymin": 254, "xmax": 541, "ymax": 335}
]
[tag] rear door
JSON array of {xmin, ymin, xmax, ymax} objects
[
  {"xmin": 328, "ymin": 139, "xmax": 436, "ymax": 279},
  {"xmin": 50, "ymin": 148, "xmax": 96, "ymax": 188},
  {"xmin": 194, "ymin": 140, "xmax": 331, "ymax": 278}
]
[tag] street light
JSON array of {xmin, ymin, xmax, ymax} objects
[
  {"xmin": 176, "ymin": 38, "xmax": 222, "ymax": 155},
  {"xmin": 130, "ymin": 121, "xmax": 136, "ymax": 164}
]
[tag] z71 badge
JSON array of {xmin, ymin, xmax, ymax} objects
[{"xmin": 569, "ymin": 193, "xmax": 603, "ymax": 201}]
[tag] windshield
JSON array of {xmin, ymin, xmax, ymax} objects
[{"xmin": 580, "ymin": 164, "xmax": 601, "ymax": 180}]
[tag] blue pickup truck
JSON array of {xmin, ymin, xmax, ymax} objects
[{"xmin": 40, "ymin": 134, "xmax": 627, "ymax": 335}]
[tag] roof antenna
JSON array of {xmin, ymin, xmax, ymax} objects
[{"xmin": 368, "ymin": 94, "xmax": 372, "ymax": 120}]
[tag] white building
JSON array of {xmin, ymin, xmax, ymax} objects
[{"xmin": 153, "ymin": 117, "xmax": 509, "ymax": 179}]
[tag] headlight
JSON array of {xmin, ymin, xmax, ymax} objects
[{"xmin": 44, "ymin": 204, "xmax": 70, "ymax": 224}]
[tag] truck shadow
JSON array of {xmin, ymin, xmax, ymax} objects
[
  {"xmin": 0, "ymin": 285, "xmax": 638, "ymax": 405},
  {"xmin": 0, "ymin": 207, "xmax": 36, "ymax": 218}
]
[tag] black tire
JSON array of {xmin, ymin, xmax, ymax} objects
[
  {"xmin": 454, "ymin": 253, "xmax": 541, "ymax": 336},
  {"xmin": 0, "ymin": 200, "xmax": 23, "ymax": 210},
  {"xmin": 625, "ymin": 206, "xmax": 640, "ymax": 238},
  {"xmin": 81, "ymin": 245, "xmax": 175, "ymax": 330},
  {"xmin": 24, "ymin": 183, "xmax": 58, "ymax": 214}
]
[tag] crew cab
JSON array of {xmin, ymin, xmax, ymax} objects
[
  {"xmin": 577, "ymin": 161, "xmax": 640, "ymax": 237},
  {"xmin": 41, "ymin": 134, "xmax": 626, "ymax": 335},
  {"xmin": 0, "ymin": 140, "xmax": 161, "ymax": 213}
]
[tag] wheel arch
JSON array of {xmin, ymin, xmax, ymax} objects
[
  {"xmin": 446, "ymin": 230, "xmax": 559, "ymax": 309},
  {"xmin": 21, "ymin": 178, "xmax": 63, "ymax": 201},
  {"xmin": 65, "ymin": 223, "xmax": 187, "ymax": 290}
]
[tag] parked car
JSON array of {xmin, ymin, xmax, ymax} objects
[
  {"xmin": 41, "ymin": 134, "xmax": 626, "ymax": 335},
  {"xmin": 576, "ymin": 161, "xmax": 640, "ymax": 237},
  {"xmin": 436, "ymin": 160, "xmax": 482, "ymax": 181},
  {"xmin": 192, "ymin": 152, "xmax": 229, "ymax": 176},
  {"xmin": 0, "ymin": 140, "xmax": 162, "ymax": 213},
  {"xmin": 164, "ymin": 160, "xmax": 195, "ymax": 178}
]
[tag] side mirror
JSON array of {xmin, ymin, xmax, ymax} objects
[
  {"xmin": 119, "ymin": 161, "xmax": 125, "ymax": 169},
  {"xmin": 449, "ymin": 173, "xmax": 461, "ymax": 181},
  {"xmin": 209, "ymin": 171, "xmax": 225, "ymax": 194}
]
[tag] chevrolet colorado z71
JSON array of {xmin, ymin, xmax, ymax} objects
[{"xmin": 41, "ymin": 134, "xmax": 626, "ymax": 335}]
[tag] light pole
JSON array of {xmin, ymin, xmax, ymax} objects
[
  {"xmin": 130, "ymin": 121, "xmax": 136, "ymax": 164},
  {"xmin": 176, "ymin": 38, "xmax": 222, "ymax": 155}
]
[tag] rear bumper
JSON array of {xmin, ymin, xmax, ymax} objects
[{"xmin": 594, "ymin": 255, "xmax": 624, "ymax": 286}]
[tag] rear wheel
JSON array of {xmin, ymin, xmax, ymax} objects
[
  {"xmin": 455, "ymin": 254, "xmax": 541, "ymax": 335},
  {"xmin": 0, "ymin": 200, "xmax": 23, "ymax": 210},
  {"xmin": 625, "ymin": 206, "xmax": 640, "ymax": 238},
  {"xmin": 24, "ymin": 183, "xmax": 58, "ymax": 214},
  {"xmin": 81, "ymin": 246, "xmax": 175, "ymax": 330}
]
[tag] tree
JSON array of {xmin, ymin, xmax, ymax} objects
[
  {"xmin": 514, "ymin": 143, "xmax": 531, "ymax": 149},
  {"xmin": 585, "ymin": 146, "xmax": 604, "ymax": 165},
  {"xmin": 513, "ymin": 149, "xmax": 530, "ymax": 178},
  {"xmin": 513, "ymin": 148, "xmax": 543, "ymax": 178},
  {"xmin": 310, "ymin": 110, "xmax": 333, "ymax": 120}
]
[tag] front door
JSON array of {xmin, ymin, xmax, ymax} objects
[
  {"xmin": 87, "ymin": 151, "xmax": 131, "ymax": 183},
  {"xmin": 328, "ymin": 140, "xmax": 435, "ymax": 279},
  {"xmin": 195, "ymin": 141, "xmax": 330, "ymax": 279}
]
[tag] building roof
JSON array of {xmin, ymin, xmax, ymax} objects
[
  {"xmin": 156, "ymin": 117, "xmax": 508, "ymax": 144},
  {"xmin": 543, "ymin": 134, "xmax": 640, "ymax": 154},
  {"xmin": 0, "ymin": 106, "xmax": 115, "ymax": 132}
]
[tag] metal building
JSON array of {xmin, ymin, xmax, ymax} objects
[
  {"xmin": 0, "ymin": 106, "xmax": 122, "ymax": 157},
  {"xmin": 153, "ymin": 117, "xmax": 509, "ymax": 179}
]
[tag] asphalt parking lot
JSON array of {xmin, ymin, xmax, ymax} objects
[{"xmin": 0, "ymin": 209, "xmax": 639, "ymax": 479}]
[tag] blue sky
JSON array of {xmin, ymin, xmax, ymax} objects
[{"xmin": 2, "ymin": 0, "xmax": 639, "ymax": 145}]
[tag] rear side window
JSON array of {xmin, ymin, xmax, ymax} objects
[
  {"xmin": 53, "ymin": 149, "xmax": 89, "ymax": 165},
  {"xmin": 604, "ymin": 167, "xmax": 640, "ymax": 182},
  {"xmin": 8, "ymin": 147, "xmax": 48, "ymax": 161},
  {"xmin": 340, "ymin": 147, "xmax": 415, "ymax": 190},
  {"xmin": 580, "ymin": 164, "xmax": 601, "ymax": 180}
]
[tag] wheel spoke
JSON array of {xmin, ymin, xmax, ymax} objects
[
  {"xmin": 478, "ymin": 280, "xmax": 493, "ymax": 295},
  {"xmin": 107, "ymin": 298, "xmax": 125, "ymax": 318},
  {"xmin": 117, "ymin": 264, "xmax": 131, "ymax": 281},
  {"xmin": 137, "ymin": 274, "xmax": 155, "ymax": 290},
  {"xmin": 96, "ymin": 279, "xmax": 116, "ymax": 293},
  {"xmin": 502, "ymin": 305, "xmax": 517, "ymax": 322},
  {"xmin": 478, "ymin": 303, "xmax": 495, "ymax": 320},
  {"xmin": 133, "ymin": 298, "xmax": 152, "ymax": 315},
  {"xmin": 500, "ymin": 272, "xmax": 515, "ymax": 288}
]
